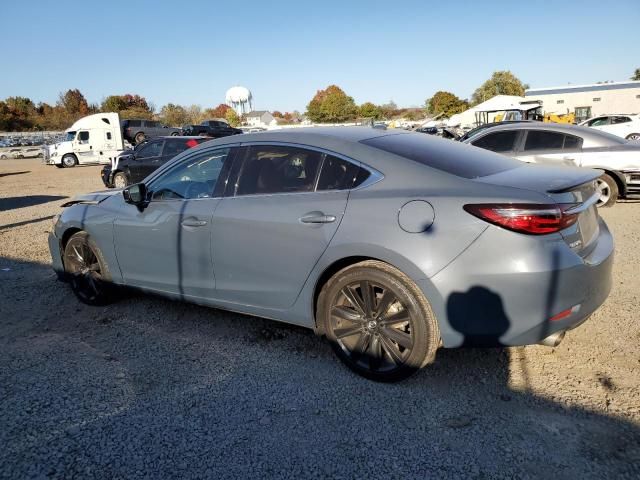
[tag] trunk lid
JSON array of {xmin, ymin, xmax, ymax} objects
[{"xmin": 477, "ymin": 164, "xmax": 601, "ymax": 257}]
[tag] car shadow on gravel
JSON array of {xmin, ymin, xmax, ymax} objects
[
  {"xmin": 1, "ymin": 256, "xmax": 639, "ymax": 478},
  {"xmin": 0, "ymin": 195, "xmax": 67, "ymax": 212}
]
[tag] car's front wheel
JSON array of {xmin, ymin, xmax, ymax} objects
[
  {"xmin": 134, "ymin": 132, "xmax": 146, "ymax": 144},
  {"xmin": 595, "ymin": 173, "xmax": 618, "ymax": 208},
  {"xmin": 62, "ymin": 154, "xmax": 77, "ymax": 168},
  {"xmin": 113, "ymin": 172, "xmax": 128, "ymax": 189},
  {"xmin": 625, "ymin": 133, "xmax": 640, "ymax": 141},
  {"xmin": 63, "ymin": 231, "xmax": 113, "ymax": 305},
  {"xmin": 318, "ymin": 260, "xmax": 440, "ymax": 382}
]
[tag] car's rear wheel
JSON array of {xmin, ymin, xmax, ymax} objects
[
  {"xmin": 595, "ymin": 174, "xmax": 618, "ymax": 208},
  {"xmin": 318, "ymin": 260, "xmax": 440, "ymax": 382},
  {"xmin": 63, "ymin": 232, "xmax": 113, "ymax": 306},
  {"xmin": 171, "ymin": 132, "xmax": 179, "ymax": 136},
  {"xmin": 62, "ymin": 154, "xmax": 77, "ymax": 168},
  {"xmin": 134, "ymin": 132, "xmax": 146, "ymax": 144},
  {"xmin": 113, "ymin": 172, "xmax": 128, "ymax": 189},
  {"xmin": 626, "ymin": 133, "xmax": 640, "ymax": 141}
]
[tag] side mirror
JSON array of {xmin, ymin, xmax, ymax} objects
[{"xmin": 123, "ymin": 183, "xmax": 148, "ymax": 206}]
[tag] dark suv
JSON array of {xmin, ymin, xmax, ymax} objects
[
  {"xmin": 101, "ymin": 136, "xmax": 210, "ymax": 188},
  {"xmin": 121, "ymin": 119, "xmax": 182, "ymax": 145},
  {"xmin": 181, "ymin": 120, "xmax": 243, "ymax": 138}
]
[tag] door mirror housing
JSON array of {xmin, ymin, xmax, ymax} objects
[{"xmin": 123, "ymin": 183, "xmax": 148, "ymax": 207}]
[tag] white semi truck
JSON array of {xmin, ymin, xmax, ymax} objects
[{"xmin": 43, "ymin": 112, "xmax": 125, "ymax": 167}]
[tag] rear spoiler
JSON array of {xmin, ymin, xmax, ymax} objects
[{"xmin": 546, "ymin": 169, "xmax": 601, "ymax": 193}]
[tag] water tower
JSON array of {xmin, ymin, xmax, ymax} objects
[{"xmin": 225, "ymin": 86, "xmax": 253, "ymax": 116}]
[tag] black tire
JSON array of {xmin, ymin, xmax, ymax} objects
[
  {"xmin": 63, "ymin": 231, "xmax": 114, "ymax": 306},
  {"xmin": 596, "ymin": 173, "xmax": 618, "ymax": 208},
  {"xmin": 625, "ymin": 133, "xmax": 640, "ymax": 141},
  {"xmin": 113, "ymin": 171, "xmax": 128, "ymax": 189},
  {"xmin": 134, "ymin": 132, "xmax": 146, "ymax": 144},
  {"xmin": 318, "ymin": 260, "xmax": 440, "ymax": 382},
  {"xmin": 62, "ymin": 154, "xmax": 77, "ymax": 168},
  {"xmin": 170, "ymin": 132, "xmax": 179, "ymax": 136},
  {"xmin": 55, "ymin": 164, "xmax": 64, "ymax": 168}
]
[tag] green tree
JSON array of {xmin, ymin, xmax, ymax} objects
[
  {"xmin": 159, "ymin": 103, "xmax": 189, "ymax": 126},
  {"xmin": 359, "ymin": 102, "xmax": 382, "ymax": 119},
  {"xmin": 306, "ymin": 85, "xmax": 358, "ymax": 123},
  {"xmin": 471, "ymin": 71, "xmax": 526, "ymax": 105},
  {"xmin": 425, "ymin": 91, "xmax": 469, "ymax": 117},
  {"xmin": 632, "ymin": 68, "xmax": 640, "ymax": 81},
  {"xmin": 225, "ymin": 108, "xmax": 240, "ymax": 127}
]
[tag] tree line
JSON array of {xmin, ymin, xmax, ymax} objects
[{"xmin": 3, "ymin": 68, "xmax": 637, "ymax": 132}]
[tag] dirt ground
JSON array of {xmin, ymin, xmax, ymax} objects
[{"xmin": 1, "ymin": 159, "xmax": 639, "ymax": 478}]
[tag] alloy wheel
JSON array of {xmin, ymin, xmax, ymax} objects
[
  {"xmin": 64, "ymin": 238, "xmax": 104, "ymax": 303},
  {"xmin": 114, "ymin": 174, "xmax": 127, "ymax": 189},
  {"xmin": 329, "ymin": 280, "xmax": 415, "ymax": 373},
  {"xmin": 595, "ymin": 178, "xmax": 611, "ymax": 207}
]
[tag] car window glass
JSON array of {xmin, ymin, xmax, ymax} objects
[
  {"xmin": 317, "ymin": 155, "xmax": 361, "ymax": 190},
  {"xmin": 523, "ymin": 130, "xmax": 564, "ymax": 151},
  {"xmin": 471, "ymin": 131, "xmax": 518, "ymax": 152},
  {"xmin": 589, "ymin": 117, "xmax": 609, "ymax": 127},
  {"xmin": 563, "ymin": 135, "xmax": 580, "ymax": 149},
  {"xmin": 163, "ymin": 138, "xmax": 202, "ymax": 157},
  {"xmin": 611, "ymin": 116, "xmax": 631, "ymax": 124},
  {"xmin": 78, "ymin": 131, "xmax": 89, "ymax": 141},
  {"xmin": 136, "ymin": 141, "xmax": 163, "ymax": 158},
  {"xmin": 236, "ymin": 146, "xmax": 322, "ymax": 195},
  {"xmin": 150, "ymin": 148, "xmax": 231, "ymax": 200},
  {"xmin": 127, "ymin": 120, "xmax": 141, "ymax": 127}
]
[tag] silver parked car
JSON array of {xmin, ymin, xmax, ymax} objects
[
  {"xmin": 49, "ymin": 128, "xmax": 614, "ymax": 381},
  {"xmin": 462, "ymin": 122, "xmax": 640, "ymax": 207}
]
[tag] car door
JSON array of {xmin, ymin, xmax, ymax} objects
[
  {"xmin": 609, "ymin": 116, "xmax": 633, "ymax": 138},
  {"xmin": 113, "ymin": 146, "xmax": 236, "ymax": 298},
  {"xmin": 210, "ymin": 144, "xmax": 354, "ymax": 309},
  {"xmin": 128, "ymin": 140, "xmax": 165, "ymax": 183},
  {"xmin": 75, "ymin": 130, "xmax": 94, "ymax": 162},
  {"xmin": 513, "ymin": 130, "xmax": 583, "ymax": 167}
]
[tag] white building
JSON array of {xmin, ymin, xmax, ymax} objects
[
  {"xmin": 525, "ymin": 81, "xmax": 640, "ymax": 123},
  {"xmin": 245, "ymin": 111, "xmax": 277, "ymax": 128}
]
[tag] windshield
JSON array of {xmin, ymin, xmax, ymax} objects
[{"xmin": 65, "ymin": 131, "xmax": 76, "ymax": 142}]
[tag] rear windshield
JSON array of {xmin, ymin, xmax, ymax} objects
[{"xmin": 361, "ymin": 133, "xmax": 519, "ymax": 179}]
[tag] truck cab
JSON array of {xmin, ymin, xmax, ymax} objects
[{"xmin": 43, "ymin": 113, "xmax": 124, "ymax": 168}]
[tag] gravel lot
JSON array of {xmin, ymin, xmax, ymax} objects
[{"xmin": 1, "ymin": 159, "xmax": 639, "ymax": 479}]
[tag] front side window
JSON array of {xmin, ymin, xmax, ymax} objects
[
  {"xmin": 78, "ymin": 131, "xmax": 89, "ymax": 141},
  {"xmin": 150, "ymin": 148, "xmax": 231, "ymax": 200},
  {"xmin": 144, "ymin": 120, "xmax": 160, "ymax": 128},
  {"xmin": 523, "ymin": 130, "xmax": 565, "ymax": 151},
  {"xmin": 472, "ymin": 130, "xmax": 519, "ymax": 153},
  {"xmin": 236, "ymin": 146, "xmax": 322, "ymax": 195},
  {"xmin": 136, "ymin": 141, "xmax": 164, "ymax": 159},
  {"xmin": 588, "ymin": 117, "xmax": 609, "ymax": 127}
]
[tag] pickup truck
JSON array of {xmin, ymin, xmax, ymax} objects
[{"xmin": 181, "ymin": 120, "xmax": 243, "ymax": 138}]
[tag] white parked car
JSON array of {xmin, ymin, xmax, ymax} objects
[{"xmin": 579, "ymin": 114, "xmax": 640, "ymax": 141}]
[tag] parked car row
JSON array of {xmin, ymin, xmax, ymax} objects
[
  {"xmin": 122, "ymin": 119, "xmax": 242, "ymax": 145},
  {"xmin": 0, "ymin": 147, "xmax": 44, "ymax": 159},
  {"xmin": 50, "ymin": 127, "xmax": 614, "ymax": 381}
]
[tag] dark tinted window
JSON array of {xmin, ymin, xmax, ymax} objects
[
  {"xmin": 362, "ymin": 133, "xmax": 518, "ymax": 179},
  {"xmin": 563, "ymin": 135, "xmax": 581, "ymax": 149},
  {"xmin": 523, "ymin": 130, "xmax": 565, "ymax": 151},
  {"xmin": 136, "ymin": 141, "xmax": 163, "ymax": 158},
  {"xmin": 472, "ymin": 131, "xmax": 519, "ymax": 152},
  {"xmin": 163, "ymin": 138, "xmax": 206, "ymax": 157},
  {"xmin": 127, "ymin": 120, "xmax": 141, "ymax": 127},
  {"xmin": 78, "ymin": 131, "xmax": 89, "ymax": 141},
  {"xmin": 612, "ymin": 116, "xmax": 631, "ymax": 124},
  {"xmin": 317, "ymin": 155, "xmax": 360, "ymax": 190},
  {"xmin": 236, "ymin": 146, "xmax": 322, "ymax": 195},
  {"xmin": 144, "ymin": 120, "xmax": 161, "ymax": 128},
  {"xmin": 588, "ymin": 117, "xmax": 609, "ymax": 127},
  {"xmin": 151, "ymin": 148, "xmax": 231, "ymax": 200}
]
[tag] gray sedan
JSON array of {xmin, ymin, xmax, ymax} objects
[
  {"xmin": 462, "ymin": 122, "xmax": 640, "ymax": 207},
  {"xmin": 49, "ymin": 128, "xmax": 613, "ymax": 381}
]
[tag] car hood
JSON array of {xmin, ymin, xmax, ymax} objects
[{"xmin": 61, "ymin": 189, "xmax": 121, "ymax": 207}]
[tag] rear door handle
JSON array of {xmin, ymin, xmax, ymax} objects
[
  {"xmin": 300, "ymin": 213, "xmax": 336, "ymax": 224},
  {"xmin": 181, "ymin": 218, "xmax": 208, "ymax": 227}
]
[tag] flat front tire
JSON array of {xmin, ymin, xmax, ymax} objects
[
  {"xmin": 318, "ymin": 260, "xmax": 440, "ymax": 382},
  {"xmin": 63, "ymin": 232, "xmax": 113, "ymax": 306}
]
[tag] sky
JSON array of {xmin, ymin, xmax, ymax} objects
[{"xmin": 1, "ymin": 0, "xmax": 639, "ymax": 113}]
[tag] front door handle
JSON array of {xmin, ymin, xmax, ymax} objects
[
  {"xmin": 181, "ymin": 218, "xmax": 208, "ymax": 227},
  {"xmin": 300, "ymin": 213, "xmax": 336, "ymax": 224}
]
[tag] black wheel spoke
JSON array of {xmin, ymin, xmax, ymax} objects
[
  {"xmin": 88, "ymin": 262, "xmax": 101, "ymax": 273},
  {"xmin": 380, "ymin": 327, "xmax": 413, "ymax": 350},
  {"xmin": 351, "ymin": 332, "xmax": 371, "ymax": 360},
  {"xmin": 334, "ymin": 324, "xmax": 363, "ymax": 339},
  {"xmin": 360, "ymin": 280, "xmax": 374, "ymax": 316},
  {"xmin": 331, "ymin": 305, "xmax": 363, "ymax": 324},
  {"xmin": 342, "ymin": 286, "xmax": 366, "ymax": 315},
  {"xmin": 368, "ymin": 335, "xmax": 382, "ymax": 371},
  {"xmin": 375, "ymin": 289, "xmax": 396, "ymax": 318},
  {"xmin": 379, "ymin": 310, "xmax": 410, "ymax": 327},
  {"xmin": 379, "ymin": 335, "xmax": 404, "ymax": 365}
]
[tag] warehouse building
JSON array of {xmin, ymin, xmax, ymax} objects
[{"xmin": 524, "ymin": 81, "xmax": 640, "ymax": 123}]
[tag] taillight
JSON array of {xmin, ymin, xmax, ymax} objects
[{"xmin": 463, "ymin": 203, "xmax": 578, "ymax": 235}]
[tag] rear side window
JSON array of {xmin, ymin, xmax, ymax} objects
[
  {"xmin": 144, "ymin": 120, "xmax": 160, "ymax": 128},
  {"xmin": 524, "ymin": 130, "xmax": 565, "ymax": 151},
  {"xmin": 317, "ymin": 155, "xmax": 361, "ymax": 190},
  {"xmin": 362, "ymin": 133, "xmax": 519, "ymax": 179},
  {"xmin": 611, "ymin": 116, "xmax": 631, "ymax": 124},
  {"xmin": 563, "ymin": 135, "xmax": 581, "ymax": 149},
  {"xmin": 236, "ymin": 146, "xmax": 323, "ymax": 195},
  {"xmin": 472, "ymin": 131, "xmax": 519, "ymax": 152}
]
